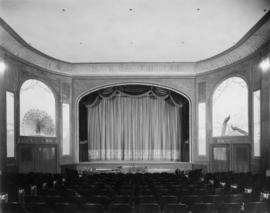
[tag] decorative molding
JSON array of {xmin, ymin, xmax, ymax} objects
[{"xmin": 0, "ymin": 11, "xmax": 270, "ymax": 76}]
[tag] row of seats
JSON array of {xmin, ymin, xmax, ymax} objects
[
  {"xmin": 1, "ymin": 170, "xmax": 270, "ymax": 212},
  {"xmin": 2, "ymin": 200, "xmax": 268, "ymax": 213}
]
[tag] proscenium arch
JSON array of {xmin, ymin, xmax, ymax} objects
[
  {"xmin": 74, "ymin": 82, "xmax": 193, "ymax": 163},
  {"xmin": 211, "ymin": 75, "xmax": 249, "ymax": 137},
  {"xmin": 19, "ymin": 78, "xmax": 57, "ymax": 137}
]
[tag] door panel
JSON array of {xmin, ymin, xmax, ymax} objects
[
  {"xmin": 231, "ymin": 144, "xmax": 250, "ymax": 173},
  {"xmin": 18, "ymin": 144, "xmax": 57, "ymax": 173},
  {"xmin": 37, "ymin": 145, "xmax": 57, "ymax": 173},
  {"xmin": 210, "ymin": 143, "xmax": 250, "ymax": 173},
  {"xmin": 19, "ymin": 145, "xmax": 35, "ymax": 173},
  {"xmin": 211, "ymin": 144, "xmax": 230, "ymax": 172}
]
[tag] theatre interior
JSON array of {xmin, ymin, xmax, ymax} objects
[{"xmin": 1, "ymin": 1, "xmax": 270, "ymax": 212}]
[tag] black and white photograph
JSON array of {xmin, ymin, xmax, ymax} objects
[{"xmin": 0, "ymin": 0, "xmax": 270, "ymax": 212}]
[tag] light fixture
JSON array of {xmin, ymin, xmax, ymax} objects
[
  {"xmin": 259, "ymin": 57, "xmax": 270, "ymax": 72},
  {"xmin": 0, "ymin": 61, "xmax": 7, "ymax": 73},
  {"xmin": 0, "ymin": 61, "xmax": 6, "ymax": 73}
]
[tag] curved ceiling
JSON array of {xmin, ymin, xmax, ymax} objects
[{"xmin": 0, "ymin": 0, "xmax": 269, "ymax": 63}]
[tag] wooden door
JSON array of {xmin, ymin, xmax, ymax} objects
[
  {"xmin": 18, "ymin": 144, "xmax": 57, "ymax": 173},
  {"xmin": 37, "ymin": 144, "xmax": 57, "ymax": 173},
  {"xmin": 18, "ymin": 144, "xmax": 35, "ymax": 173},
  {"xmin": 231, "ymin": 144, "xmax": 250, "ymax": 173},
  {"xmin": 210, "ymin": 143, "xmax": 250, "ymax": 173},
  {"xmin": 211, "ymin": 144, "xmax": 230, "ymax": 172}
]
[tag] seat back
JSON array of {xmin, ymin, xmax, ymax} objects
[
  {"xmin": 138, "ymin": 190, "xmax": 153, "ymax": 196},
  {"xmin": 163, "ymin": 203, "xmax": 188, "ymax": 213},
  {"xmin": 137, "ymin": 195, "xmax": 156, "ymax": 204},
  {"xmin": 245, "ymin": 202, "xmax": 268, "ymax": 213},
  {"xmin": 181, "ymin": 195, "xmax": 201, "ymax": 206},
  {"xmin": 93, "ymin": 195, "xmax": 111, "ymax": 208},
  {"xmin": 218, "ymin": 203, "xmax": 242, "ymax": 213},
  {"xmin": 1, "ymin": 202, "xmax": 27, "ymax": 213},
  {"xmin": 138, "ymin": 203, "xmax": 162, "ymax": 213},
  {"xmin": 191, "ymin": 203, "xmax": 216, "ymax": 213},
  {"xmin": 113, "ymin": 195, "xmax": 131, "ymax": 204},
  {"xmin": 25, "ymin": 202, "xmax": 52, "ymax": 213},
  {"xmin": 81, "ymin": 203, "xmax": 105, "ymax": 213},
  {"xmin": 108, "ymin": 203, "xmax": 132, "ymax": 213},
  {"xmin": 24, "ymin": 195, "xmax": 44, "ymax": 203},
  {"xmin": 44, "ymin": 195, "xmax": 65, "ymax": 206},
  {"xmin": 159, "ymin": 195, "xmax": 178, "ymax": 210},
  {"xmin": 159, "ymin": 195, "xmax": 178, "ymax": 203},
  {"xmin": 224, "ymin": 194, "xmax": 244, "ymax": 203},
  {"xmin": 202, "ymin": 194, "xmax": 223, "ymax": 205},
  {"xmin": 52, "ymin": 202, "xmax": 79, "ymax": 213}
]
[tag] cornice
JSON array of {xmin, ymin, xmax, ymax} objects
[{"xmin": 0, "ymin": 11, "xmax": 270, "ymax": 77}]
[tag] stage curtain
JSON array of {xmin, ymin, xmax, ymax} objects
[{"xmin": 87, "ymin": 92, "xmax": 182, "ymax": 161}]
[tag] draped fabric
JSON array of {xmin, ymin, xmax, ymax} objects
[
  {"xmin": 86, "ymin": 86, "xmax": 184, "ymax": 108},
  {"xmin": 87, "ymin": 87, "xmax": 182, "ymax": 161}
]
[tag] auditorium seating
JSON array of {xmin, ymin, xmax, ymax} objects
[
  {"xmin": 1, "ymin": 170, "xmax": 270, "ymax": 213},
  {"xmin": 163, "ymin": 203, "xmax": 188, "ymax": 213}
]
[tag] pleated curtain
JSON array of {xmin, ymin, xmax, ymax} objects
[{"xmin": 87, "ymin": 94, "xmax": 181, "ymax": 161}]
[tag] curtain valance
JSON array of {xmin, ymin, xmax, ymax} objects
[{"xmin": 85, "ymin": 85, "xmax": 184, "ymax": 108}]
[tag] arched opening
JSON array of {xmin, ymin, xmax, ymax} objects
[
  {"xmin": 18, "ymin": 79, "xmax": 57, "ymax": 174},
  {"xmin": 20, "ymin": 79, "xmax": 56, "ymax": 137},
  {"xmin": 78, "ymin": 84, "xmax": 189, "ymax": 162},
  {"xmin": 212, "ymin": 77, "xmax": 248, "ymax": 137},
  {"xmin": 210, "ymin": 76, "xmax": 250, "ymax": 173}
]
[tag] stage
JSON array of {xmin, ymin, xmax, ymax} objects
[{"xmin": 61, "ymin": 161, "xmax": 205, "ymax": 174}]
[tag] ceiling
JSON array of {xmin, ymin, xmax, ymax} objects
[{"xmin": 0, "ymin": 0, "xmax": 269, "ymax": 63}]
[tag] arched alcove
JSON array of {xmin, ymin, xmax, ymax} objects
[
  {"xmin": 20, "ymin": 79, "xmax": 56, "ymax": 137},
  {"xmin": 210, "ymin": 76, "xmax": 250, "ymax": 173},
  {"xmin": 212, "ymin": 77, "xmax": 248, "ymax": 137}
]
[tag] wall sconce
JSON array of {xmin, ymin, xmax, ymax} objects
[
  {"xmin": 259, "ymin": 57, "xmax": 270, "ymax": 72},
  {"xmin": 0, "ymin": 60, "xmax": 6, "ymax": 74}
]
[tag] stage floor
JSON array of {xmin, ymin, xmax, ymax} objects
[{"xmin": 74, "ymin": 160, "xmax": 193, "ymax": 173}]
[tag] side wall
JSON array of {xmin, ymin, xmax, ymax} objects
[
  {"xmin": 0, "ymin": 52, "xmax": 72, "ymax": 172},
  {"xmin": 196, "ymin": 44, "xmax": 270, "ymax": 172}
]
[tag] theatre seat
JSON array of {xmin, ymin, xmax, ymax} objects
[
  {"xmin": 163, "ymin": 203, "xmax": 188, "ymax": 213},
  {"xmin": 44, "ymin": 195, "xmax": 65, "ymax": 206},
  {"xmin": 52, "ymin": 202, "xmax": 80, "ymax": 213},
  {"xmin": 174, "ymin": 188, "xmax": 192, "ymax": 200},
  {"xmin": 243, "ymin": 194, "xmax": 260, "ymax": 203},
  {"xmin": 92, "ymin": 195, "xmax": 111, "ymax": 208},
  {"xmin": 158, "ymin": 195, "xmax": 178, "ymax": 210},
  {"xmin": 117, "ymin": 189, "xmax": 133, "ymax": 196},
  {"xmin": 224, "ymin": 194, "xmax": 244, "ymax": 203},
  {"xmin": 245, "ymin": 202, "xmax": 268, "ymax": 213},
  {"xmin": 137, "ymin": 195, "xmax": 156, "ymax": 204},
  {"xmin": 137, "ymin": 203, "xmax": 162, "ymax": 213},
  {"xmin": 81, "ymin": 203, "xmax": 105, "ymax": 213},
  {"xmin": 191, "ymin": 203, "xmax": 216, "ymax": 213},
  {"xmin": 1, "ymin": 202, "xmax": 27, "ymax": 213},
  {"xmin": 25, "ymin": 202, "xmax": 53, "ymax": 213},
  {"xmin": 24, "ymin": 195, "xmax": 44, "ymax": 203},
  {"xmin": 202, "ymin": 194, "xmax": 223, "ymax": 206},
  {"xmin": 181, "ymin": 195, "xmax": 201, "ymax": 207},
  {"xmin": 138, "ymin": 190, "xmax": 153, "ymax": 196},
  {"xmin": 113, "ymin": 195, "xmax": 132, "ymax": 204},
  {"xmin": 96, "ymin": 189, "xmax": 114, "ymax": 197},
  {"xmin": 194, "ymin": 188, "xmax": 207, "ymax": 195},
  {"xmin": 218, "ymin": 203, "xmax": 242, "ymax": 213},
  {"xmin": 108, "ymin": 203, "xmax": 132, "ymax": 213},
  {"xmin": 156, "ymin": 189, "xmax": 171, "ymax": 196}
]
